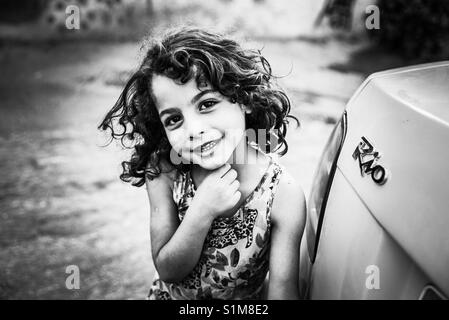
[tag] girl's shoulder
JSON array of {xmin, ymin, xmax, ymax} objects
[
  {"xmin": 145, "ymin": 158, "xmax": 179, "ymax": 190},
  {"xmin": 263, "ymin": 153, "xmax": 298, "ymax": 193},
  {"xmin": 160, "ymin": 159, "xmax": 179, "ymax": 181},
  {"xmin": 144, "ymin": 160, "xmax": 180, "ymax": 212},
  {"xmin": 269, "ymin": 165, "xmax": 306, "ymax": 227}
]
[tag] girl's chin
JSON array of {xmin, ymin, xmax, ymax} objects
[
  {"xmin": 191, "ymin": 151, "xmax": 232, "ymax": 170},
  {"xmin": 197, "ymin": 162, "xmax": 226, "ymax": 171}
]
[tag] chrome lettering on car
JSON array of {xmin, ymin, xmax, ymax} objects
[{"xmin": 352, "ymin": 136, "xmax": 388, "ymax": 185}]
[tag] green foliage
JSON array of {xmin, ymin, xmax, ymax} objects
[{"xmin": 368, "ymin": 0, "xmax": 449, "ymax": 59}]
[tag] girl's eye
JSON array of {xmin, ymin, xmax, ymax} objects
[
  {"xmin": 165, "ymin": 115, "xmax": 182, "ymax": 127},
  {"xmin": 199, "ymin": 100, "xmax": 218, "ymax": 111}
]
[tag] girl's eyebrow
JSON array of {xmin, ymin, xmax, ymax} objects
[
  {"xmin": 191, "ymin": 89, "xmax": 216, "ymax": 104},
  {"xmin": 159, "ymin": 107, "xmax": 179, "ymax": 118},
  {"xmin": 159, "ymin": 89, "xmax": 216, "ymax": 118}
]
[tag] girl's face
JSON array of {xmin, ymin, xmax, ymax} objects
[{"xmin": 152, "ymin": 74, "xmax": 247, "ymax": 170}]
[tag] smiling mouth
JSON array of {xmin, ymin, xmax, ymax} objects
[
  {"xmin": 193, "ymin": 138, "xmax": 222, "ymax": 155},
  {"xmin": 201, "ymin": 140, "xmax": 218, "ymax": 152}
]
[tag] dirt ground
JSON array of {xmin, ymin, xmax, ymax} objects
[{"xmin": 0, "ymin": 33, "xmax": 407, "ymax": 299}]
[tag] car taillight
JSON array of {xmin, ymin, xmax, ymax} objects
[{"xmin": 307, "ymin": 111, "xmax": 347, "ymax": 263}]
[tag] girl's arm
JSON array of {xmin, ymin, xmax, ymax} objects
[
  {"xmin": 267, "ymin": 170, "xmax": 306, "ymax": 299},
  {"xmin": 146, "ymin": 171, "xmax": 212, "ymax": 283},
  {"xmin": 146, "ymin": 163, "xmax": 240, "ymax": 283}
]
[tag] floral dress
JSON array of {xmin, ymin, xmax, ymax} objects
[{"xmin": 148, "ymin": 156, "xmax": 283, "ymax": 300}]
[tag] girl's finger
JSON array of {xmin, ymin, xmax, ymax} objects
[
  {"xmin": 229, "ymin": 179, "xmax": 240, "ymax": 192},
  {"xmin": 231, "ymin": 191, "xmax": 241, "ymax": 205},
  {"xmin": 215, "ymin": 163, "xmax": 232, "ymax": 178},
  {"xmin": 222, "ymin": 168, "xmax": 238, "ymax": 184}
]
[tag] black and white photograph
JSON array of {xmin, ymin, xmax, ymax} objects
[{"xmin": 0, "ymin": 0, "xmax": 448, "ymax": 306}]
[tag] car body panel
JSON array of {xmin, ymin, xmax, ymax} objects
[
  {"xmin": 309, "ymin": 169, "xmax": 428, "ymax": 299},
  {"xmin": 339, "ymin": 63, "xmax": 449, "ymax": 296},
  {"xmin": 346, "ymin": 61, "xmax": 449, "ymax": 123},
  {"xmin": 301, "ymin": 61, "xmax": 449, "ymax": 299}
]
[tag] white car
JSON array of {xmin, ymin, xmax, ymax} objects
[{"xmin": 299, "ymin": 61, "xmax": 449, "ymax": 300}]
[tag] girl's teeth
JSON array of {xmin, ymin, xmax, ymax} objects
[{"xmin": 201, "ymin": 141, "xmax": 217, "ymax": 152}]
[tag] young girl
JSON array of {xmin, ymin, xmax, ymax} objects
[{"xmin": 99, "ymin": 27, "xmax": 306, "ymax": 300}]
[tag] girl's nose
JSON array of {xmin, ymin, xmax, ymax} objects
[
  {"xmin": 189, "ymin": 133, "xmax": 204, "ymax": 141},
  {"xmin": 185, "ymin": 114, "xmax": 206, "ymax": 140}
]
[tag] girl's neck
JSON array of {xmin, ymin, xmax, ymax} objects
[{"xmin": 230, "ymin": 144, "xmax": 270, "ymax": 180}]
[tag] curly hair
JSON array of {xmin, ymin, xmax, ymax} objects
[{"xmin": 98, "ymin": 27, "xmax": 298, "ymax": 187}]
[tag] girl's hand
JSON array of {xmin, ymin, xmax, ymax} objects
[{"xmin": 191, "ymin": 164, "xmax": 241, "ymax": 219}]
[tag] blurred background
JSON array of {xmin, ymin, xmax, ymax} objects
[{"xmin": 0, "ymin": 0, "xmax": 448, "ymax": 299}]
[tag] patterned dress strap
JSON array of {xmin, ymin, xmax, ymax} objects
[
  {"xmin": 172, "ymin": 169, "xmax": 185, "ymax": 206},
  {"xmin": 260, "ymin": 155, "xmax": 284, "ymax": 227}
]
